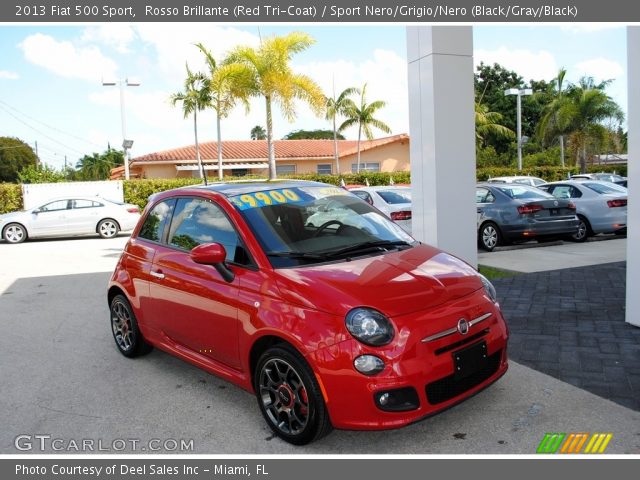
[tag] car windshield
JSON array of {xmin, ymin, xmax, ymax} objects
[
  {"xmin": 230, "ymin": 185, "xmax": 416, "ymax": 267},
  {"xmin": 583, "ymin": 182, "xmax": 627, "ymax": 195},
  {"xmin": 377, "ymin": 189, "xmax": 412, "ymax": 204},
  {"xmin": 495, "ymin": 185, "xmax": 552, "ymax": 200}
]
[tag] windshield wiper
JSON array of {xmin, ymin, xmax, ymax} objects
[
  {"xmin": 265, "ymin": 251, "xmax": 330, "ymax": 260},
  {"xmin": 320, "ymin": 240, "xmax": 412, "ymax": 258}
]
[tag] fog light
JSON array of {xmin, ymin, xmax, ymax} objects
[
  {"xmin": 374, "ymin": 387, "xmax": 420, "ymax": 412},
  {"xmin": 354, "ymin": 355, "xmax": 385, "ymax": 375}
]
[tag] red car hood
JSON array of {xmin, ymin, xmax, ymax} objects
[{"xmin": 273, "ymin": 244, "xmax": 483, "ymax": 317}]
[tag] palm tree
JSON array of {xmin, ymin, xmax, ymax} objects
[
  {"xmin": 537, "ymin": 68, "xmax": 570, "ymax": 166},
  {"xmin": 227, "ymin": 32, "xmax": 325, "ymax": 180},
  {"xmin": 325, "ymin": 85, "xmax": 358, "ymax": 174},
  {"xmin": 170, "ymin": 63, "xmax": 210, "ymax": 184},
  {"xmin": 250, "ymin": 125, "xmax": 266, "ymax": 140},
  {"xmin": 475, "ymin": 102, "xmax": 514, "ymax": 148},
  {"xmin": 339, "ymin": 84, "xmax": 391, "ymax": 173},
  {"xmin": 545, "ymin": 76, "xmax": 624, "ymax": 173},
  {"xmin": 195, "ymin": 43, "xmax": 251, "ymax": 181}
]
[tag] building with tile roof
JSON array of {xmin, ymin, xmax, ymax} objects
[{"xmin": 110, "ymin": 134, "xmax": 409, "ymax": 179}]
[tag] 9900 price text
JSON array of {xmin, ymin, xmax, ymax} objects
[{"xmin": 16, "ymin": 5, "xmax": 136, "ymax": 18}]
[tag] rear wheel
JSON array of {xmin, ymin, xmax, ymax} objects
[
  {"xmin": 98, "ymin": 219, "xmax": 120, "ymax": 238},
  {"xmin": 255, "ymin": 346, "xmax": 332, "ymax": 445},
  {"xmin": 110, "ymin": 294, "xmax": 152, "ymax": 358},
  {"xmin": 478, "ymin": 222, "xmax": 501, "ymax": 251},
  {"xmin": 3, "ymin": 223, "xmax": 27, "ymax": 244}
]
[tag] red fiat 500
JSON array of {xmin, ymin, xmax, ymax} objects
[{"xmin": 108, "ymin": 180, "xmax": 508, "ymax": 445}]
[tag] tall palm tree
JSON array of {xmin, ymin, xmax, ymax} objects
[
  {"xmin": 170, "ymin": 63, "xmax": 210, "ymax": 184},
  {"xmin": 545, "ymin": 76, "xmax": 624, "ymax": 173},
  {"xmin": 537, "ymin": 68, "xmax": 569, "ymax": 166},
  {"xmin": 227, "ymin": 32, "xmax": 325, "ymax": 180},
  {"xmin": 325, "ymin": 85, "xmax": 358, "ymax": 175},
  {"xmin": 250, "ymin": 125, "xmax": 266, "ymax": 140},
  {"xmin": 339, "ymin": 84, "xmax": 391, "ymax": 173},
  {"xmin": 475, "ymin": 102, "xmax": 514, "ymax": 148},
  {"xmin": 195, "ymin": 43, "xmax": 251, "ymax": 181}
]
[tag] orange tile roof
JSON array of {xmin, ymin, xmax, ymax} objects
[{"xmin": 131, "ymin": 134, "xmax": 409, "ymax": 164}]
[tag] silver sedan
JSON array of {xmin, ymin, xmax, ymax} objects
[
  {"xmin": 539, "ymin": 180, "xmax": 627, "ymax": 241},
  {"xmin": 0, "ymin": 197, "xmax": 140, "ymax": 244}
]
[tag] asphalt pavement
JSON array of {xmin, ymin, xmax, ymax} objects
[{"xmin": 1, "ymin": 236, "xmax": 638, "ymax": 454}]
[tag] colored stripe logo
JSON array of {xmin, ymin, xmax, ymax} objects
[{"xmin": 537, "ymin": 433, "xmax": 613, "ymax": 454}]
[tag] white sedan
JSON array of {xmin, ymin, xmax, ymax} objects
[
  {"xmin": 348, "ymin": 186, "xmax": 412, "ymax": 233},
  {"xmin": 0, "ymin": 197, "xmax": 141, "ymax": 244}
]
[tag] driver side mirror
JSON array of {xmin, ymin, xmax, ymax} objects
[
  {"xmin": 190, "ymin": 243, "xmax": 235, "ymax": 283},
  {"xmin": 32, "ymin": 208, "xmax": 41, "ymax": 215}
]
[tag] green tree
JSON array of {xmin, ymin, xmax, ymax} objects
[
  {"xmin": 339, "ymin": 84, "xmax": 392, "ymax": 173},
  {"xmin": 545, "ymin": 77, "xmax": 624, "ymax": 172},
  {"xmin": 170, "ymin": 63, "xmax": 210, "ymax": 183},
  {"xmin": 325, "ymin": 86, "xmax": 358, "ymax": 174},
  {"xmin": 284, "ymin": 129, "xmax": 344, "ymax": 140},
  {"xmin": 475, "ymin": 102, "xmax": 514, "ymax": 148},
  {"xmin": 537, "ymin": 68, "xmax": 570, "ymax": 166},
  {"xmin": 227, "ymin": 32, "xmax": 326, "ymax": 180},
  {"xmin": 250, "ymin": 125, "xmax": 266, "ymax": 140},
  {"xmin": 196, "ymin": 43, "xmax": 251, "ymax": 181},
  {"xmin": 0, "ymin": 137, "xmax": 38, "ymax": 182},
  {"xmin": 18, "ymin": 164, "xmax": 66, "ymax": 183},
  {"xmin": 76, "ymin": 148, "xmax": 124, "ymax": 180}
]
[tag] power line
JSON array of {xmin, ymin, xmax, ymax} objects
[{"xmin": 0, "ymin": 99, "xmax": 105, "ymax": 150}]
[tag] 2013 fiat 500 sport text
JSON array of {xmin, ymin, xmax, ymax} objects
[{"xmin": 108, "ymin": 180, "xmax": 508, "ymax": 445}]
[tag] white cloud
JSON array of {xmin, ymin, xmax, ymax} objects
[
  {"xmin": 560, "ymin": 25, "xmax": 621, "ymax": 34},
  {"xmin": 19, "ymin": 33, "xmax": 118, "ymax": 82},
  {"xmin": 474, "ymin": 47, "xmax": 558, "ymax": 83},
  {"xmin": 573, "ymin": 58, "xmax": 624, "ymax": 81},
  {"xmin": 80, "ymin": 25, "xmax": 136, "ymax": 53},
  {"xmin": 0, "ymin": 70, "xmax": 19, "ymax": 80}
]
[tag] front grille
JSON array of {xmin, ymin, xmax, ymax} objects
[
  {"xmin": 425, "ymin": 350, "xmax": 502, "ymax": 405},
  {"xmin": 434, "ymin": 329, "xmax": 490, "ymax": 355}
]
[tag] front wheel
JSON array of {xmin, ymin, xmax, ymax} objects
[
  {"xmin": 3, "ymin": 223, "xmax": 27, "ymax": 244},
  {"xmin": 478, "ymin": 222, "xmax": 501, "ymax": 251},
  {"xmin": 255, "ymin": 346, "xmax": 332, "ymax": 445},
  {"xmin": 568, "ymin": 216, "xmax": 589, "ymax": 242},
  {"xmin": 98, "ymin": 219, "xmax": 120, "ymax": 238}
]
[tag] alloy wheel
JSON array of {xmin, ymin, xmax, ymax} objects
[{"xmin": 111, "ymin": 299, "xmax": 133, "ymax": 352}]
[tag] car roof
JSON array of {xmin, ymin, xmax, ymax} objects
[
  {"xmin": 163, "ymin": 179, "xmax": 331, "ymax": 198},
  {"xmin": 487, "ymin": 176, "xmax": 543, "ymax": 181},
  {"xmin": 349, "ymin": 186, "xmax": 410, "ymax": 191}
]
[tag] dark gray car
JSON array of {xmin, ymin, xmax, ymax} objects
[{"xmin": 476, "ymin": 183, "xmax": 579, "ymax": 251}]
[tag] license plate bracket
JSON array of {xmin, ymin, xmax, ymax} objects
[{"xmin": 452, "ymin": 341, "xmax": 488, "ymax": 379}]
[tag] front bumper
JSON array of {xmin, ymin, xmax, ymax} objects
[{"xmin": 308, "ymin": 290, "xmax": 509, "ymax": 430}]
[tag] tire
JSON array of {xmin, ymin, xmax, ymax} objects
[
  {"xmin": 478, "ymin": 222, "xmax": 501, "ymax": 252},
  {"xmin": 2, "ymin": 223, "xmax": 27, "ymax": 244},
  {"xmin": 568, "ymin": 216, "xmax": 590, "ymax": 242},
  {"xmin": 110, "ymin": 294, "xmax": 152, "ymax": 358},
  {"xmin": 98, "ymin": 219, "xmax": 120, "ymax": 239},
  {"xmin": 255, "ymin": 346, "xmax": 332, "ymax": 445}
]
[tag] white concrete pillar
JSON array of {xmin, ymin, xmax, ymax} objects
[
  {"xmin": 407, "ymin": 27, "xmax": 477, "ymax": 266},
  {"xmin": 626, "ymin": 27, "xmax": 639, "ymax": 327}
]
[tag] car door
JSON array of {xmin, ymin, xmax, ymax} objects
[
  {"xmin": 29, "ymin": 199, "xmax": 70, "ymax": 237},
  {"xmin": 476, "ymin": 187, "xmax": 496, "ymax": 226},
  {"xmin": 65, "ymin": 199, "xmax": 103, "ymax": 234},
  {"xmin": 148, "ymin": 196, "xmax": 248, "ymax": 369}
]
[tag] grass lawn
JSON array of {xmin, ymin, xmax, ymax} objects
[{"xmin": 478, "ymin": 265, "xmax": 519, "ymax": 280}]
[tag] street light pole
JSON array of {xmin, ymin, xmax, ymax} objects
[
  {"xmin": 504, "ymin": 88, "xmax": 532, "ymax": 171},
  {"xmin": 102, "ymin": 77, "xmax": 140, "ymax": 180}
]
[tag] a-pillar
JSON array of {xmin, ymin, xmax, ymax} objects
[
  {"xmin": 406, "ymin": 27, "xmax": 477, "ymax": 266},
  {"xmin": 627, "ymin": 27, "xmax": 639, "ymax": 327}
]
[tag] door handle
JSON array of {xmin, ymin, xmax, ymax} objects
[{"xmin": 150, "ymin": 270, "xmax": 165, "ymax": 279}]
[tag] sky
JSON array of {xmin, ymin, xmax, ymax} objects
[{"xmin": 0, "ymin": 24, "xmax": 628, "ymax": 170}]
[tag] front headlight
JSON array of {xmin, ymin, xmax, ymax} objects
[
  {"xmin": 345, "ymin": 307, "xmax": 394, "ymax": 346},
  {"xmin": 479, "ymin": 273, "xmax": 498, "ymax": 303}
]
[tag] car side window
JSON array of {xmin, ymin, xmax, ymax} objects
[
  {"xmin": 476, "ymin": 188, "xmax": 494, "ymax": 203},
  {"xmin": 139, "ymin": 199, "xmax": 176, "ymax": 243},
  {"xmin": 167, "ymin": 198, "xmax": 250, "ymax": 265},
  {"xmin": 569, "ymin": 187, "xmax": 582, "ymax": 198},
  {"xmin": 72, "ymin": 199, "xmax": 101, "ymax": 209},
  {"xmin": 352, "ymin": 191, "xmax": 373, "ymax": 205},
  {"xmin": 39, "ymin": 200, "xmax": 69, "ymax": 212}
]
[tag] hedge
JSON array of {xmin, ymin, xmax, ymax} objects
[
  {"xmin": 0, "ymin": 183, "xmax": 23, "ymax": 215},
  {"xmin": 0, "ymin": 164, "xmax": 629, "ymax": 214}
]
